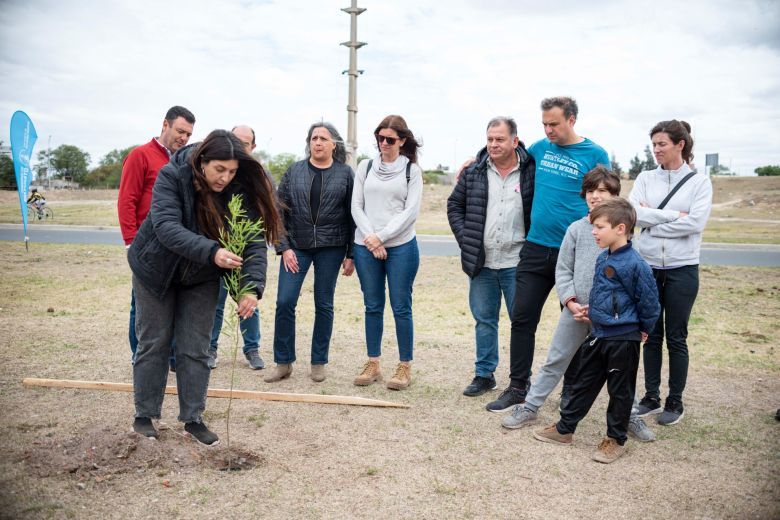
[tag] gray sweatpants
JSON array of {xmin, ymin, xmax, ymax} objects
[{"xmin": 524, "ymin": 308, "xmax": 590, "ymax": 411}]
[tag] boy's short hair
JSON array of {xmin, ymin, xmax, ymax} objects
[
  {"xmin": 589, "ymin": 198, "xmax": 636, "ymax": 235},
  {"xmin": 580, "ymin": 165, "xmax": 621, "ymax": 198}
]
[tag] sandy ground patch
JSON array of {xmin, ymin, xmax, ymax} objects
[{"xmin": 0, "ymin": 243, "xmax": 778, "ymax": 519}]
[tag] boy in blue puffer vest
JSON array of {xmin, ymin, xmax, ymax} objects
[{"xmin": 533, "ymin": 198, "xmax": 660, "ymax": 463}]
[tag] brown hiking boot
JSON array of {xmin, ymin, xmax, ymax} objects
[
  {"xmin": 592, "ymin": 437, "xmax": 625, "ymax": 464},
  {"xmin": 264, "ymin": 363, "xmax": 292, "ymax": 383},
  {"xmin": 310, "ymin": 364, "xmax": 326, "ymax": 382},
  {"xmin": 354, "ymin": 360, "xmax": 381, "ymax": 386},
  {"xmin": 386, "ymin": 362, "xmax": 412, "ymax": 390},
  {"xmin": 533, "ymin": 423, "xmax": 573, "ymax": 445}
]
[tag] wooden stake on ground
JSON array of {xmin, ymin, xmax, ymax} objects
[{"xmin": 22, "ymin": 378, "xmax": 410, "ymax": 409}]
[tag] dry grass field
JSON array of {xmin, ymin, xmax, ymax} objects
[
  {"xmin": 0, "ymin": 242, "xmax": 778, "ymax": 519},
  {"xmin": 1, "ymin": 176, "xmax": 779, "ymax": 243}
]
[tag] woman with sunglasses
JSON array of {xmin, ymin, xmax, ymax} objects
[
  {"xmin": 265, "ymin": 122, "xmax": 356, "ymax": 384},
  {"xmin": 351, "ymin": 115, "xmax": 423, "ymax": 390}
]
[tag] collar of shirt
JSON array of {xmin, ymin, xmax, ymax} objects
[{"xmin": 154, "ymin": 137, "xmax": 172, "ymax": 158}]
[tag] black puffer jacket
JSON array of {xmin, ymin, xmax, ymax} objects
[
  {"xmin": 447, "ymin": 143, "xmax": 535, "ymax": 278},
  {"xmin": 276, "ymin": 159, "xmax": 355, "ymax": 257},
  {"xmin": 128, "ymin": 144, "xmax": 268, "ymax": 300}
]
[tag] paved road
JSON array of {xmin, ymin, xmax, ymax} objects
[{"xmin": 1, "ymin": 224, "xmax": 779, "ymax": 267}]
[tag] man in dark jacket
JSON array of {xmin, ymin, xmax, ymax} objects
[{"xmin": 447, "ymin": 117, "xmax": 535, "ymax": 397}]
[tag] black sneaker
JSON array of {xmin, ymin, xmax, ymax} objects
[
  {"xmin": 133, "ymin": 417, "xmax": 159, "ymax": 438},
  {"xmin": 185, "ymin": 422, "xmax": 219, "ymax": 446},
  {"xmin": 463, "ymin": 375, "xmax": 497, "ymax": 397},
  {"xmin": 486, "ymin": 385, "xmax": 527, "ymax": 413},
  {"xmin": 245, "ymin": 350, "xmax": 265, "ymax": 370},
  {"xmin": 634, "ymin": 395, "xmax": 663, "ymax": 417},
  {"xmin": 776, "ymin": 408, "xmax": 780, "ymax": 422},
  {"xmin": 657, "ymin": 398, "xmax": 684, "ymax": 426}
]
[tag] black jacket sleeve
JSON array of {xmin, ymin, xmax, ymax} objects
[
  {"xmin": 150, "ymin": 164, "xmax": 220, "ymax": 266},
  {"xmin": 275, "ymin": 165, "xmax": 294, "ymax": 254},
  {"xmin": 447, "ymin": 171, "xmax": 468, "ymax": 247}
]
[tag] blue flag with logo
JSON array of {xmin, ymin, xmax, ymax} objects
[{"xmin": 10, "ymin": 111, "xmax": 38, "ymax": 249}]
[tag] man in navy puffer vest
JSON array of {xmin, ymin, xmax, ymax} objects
[{"xmin": 447, "ymin": 117, "xmax": 535, "ymax": 397}]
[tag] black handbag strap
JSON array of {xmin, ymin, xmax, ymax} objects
[
  {"xmin": 656, "ymin": 171, "xmax": 697, "ymax": 210},
  {"xmin": 641, "ymin": 170, "xmax": 697, "ymax": 234}
]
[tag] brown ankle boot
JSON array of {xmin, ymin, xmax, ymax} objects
[
  {"xmin": 386, "ymin": 362, "xmax": 412, "ymax": 390},
  {"xmin": 310, "ymin": 364, "xmax": 326, "ymax": 382},
  {"xmin": 264, "ymin": 363, "xmax": 292, "ymax": 383},
  {"xmin": 354, "ymin": 360, "xmax": 381, "ymax": 386}
]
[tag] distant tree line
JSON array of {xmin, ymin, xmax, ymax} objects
[
  {"xmin": 3, "ymin": 143, "xmax": 307, "ymax": 189},
  {"xmin": 8, "ymin": 140, "xmax": 778, "ymax": 191},
  {"xmin": 755, "ymin": 165, "xmax": 780, "ymax": 176}
]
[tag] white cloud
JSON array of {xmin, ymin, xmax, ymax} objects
[{"xmin": 0, "ymin": 0, "xmax": 778, "ymax": 175}]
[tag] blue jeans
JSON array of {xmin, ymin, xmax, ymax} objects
[
  {"xmin": 469, "ymin": 266, "xmax": 516, "ymax": 378},
  {"xmin": 130, "ymin": 290, "xmax": 176, "ymax": 368},
  {"xmin": 273, "ymin": 246, "xmax": 346, "ymax": 365},
  {"xmin": 210, "ymin": 282, "xmax": 260, "ymax": 354},
  {"xmin": 353, "ymin": 238, "xmax": 419, "ymax": 362},
  {"xmin": 132, "ymin": 275, "xmax": 220, "ymax": 423}
]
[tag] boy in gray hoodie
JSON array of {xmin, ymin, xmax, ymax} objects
[{"xmin": 502, "ymin": 166, "xmax": 657, "ymax": 441}]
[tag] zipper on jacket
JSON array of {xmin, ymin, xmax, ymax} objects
[
  {"xmin": 612, "ymin": 290, "xmax": 619, "ymax": 320},
  {"xmin": 309, "ymin": 167, "xmax": 326, "ymax": 248}
]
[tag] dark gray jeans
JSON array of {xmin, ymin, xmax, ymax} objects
[{"xmin": 133, "ymin": 275, "xmax": 219, "ymax": 423}]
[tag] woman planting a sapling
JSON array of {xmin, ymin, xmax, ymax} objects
[{"xmin": 127, "ymin": 130, "xmax": 282, "ymax": 445}]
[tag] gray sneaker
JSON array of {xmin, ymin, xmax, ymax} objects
[
  {"xmin": 634, "ymin": 396, "xmax": 663, "ymax": 417},
  {"xmin": 657, "ymin": 399, "xmax": 684, "ymax": 426},
  {"xmin": 207, "ymin": 348, "xmax": 218, "ymax": 369},
  {"xmin": 245, "ymin": 350, "xmax": 265, "ymax": 370},
  {"xmin": 502, "ymin": 405, "xmax": 538, "ymax": 429},
  {"xmin": 628, "ymin": 415, "xmax": 656, "ymax": 442}
]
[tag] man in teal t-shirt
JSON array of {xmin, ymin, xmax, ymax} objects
[{"xmin": 487, "ymin": 96, "xmax": 610, "ymax": 413}]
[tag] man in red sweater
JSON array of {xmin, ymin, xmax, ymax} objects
[{"xmin": 118, "ymin": 106, "xmax": 195, "ymax": 364}]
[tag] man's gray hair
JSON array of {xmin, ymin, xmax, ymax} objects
[
  {"xmin": 540, "ymin": 96, "xmax": 578, "ymax": 120},
  {"xmin": 486, "ymin": 116, "xmax": 517, "ymax": 138}
]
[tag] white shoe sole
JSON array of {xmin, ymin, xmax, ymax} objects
[{"xmin": 657, "ymin": 411, "xmax": 684, "ymax": 426}]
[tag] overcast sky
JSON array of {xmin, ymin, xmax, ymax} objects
[{"xmin": 1, "ymin": 0, "xmax": 779, "ymax": 175}]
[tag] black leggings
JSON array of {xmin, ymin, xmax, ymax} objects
[{"xmin": 642, "ymin": 265, "xmax": 700, "ymax": 403}]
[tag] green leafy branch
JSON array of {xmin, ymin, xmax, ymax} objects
[
  {"xmin": 216, "ymin": 193, "xmax": 264, "ymax": 470},
  {"xmin": 218, "ymin": 194, "xmax": 264, "ymax": 305}
]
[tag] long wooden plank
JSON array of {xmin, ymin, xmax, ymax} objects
[{"xmin": 22, "ymin": 378, "xmax": 410, "ymax": 409}]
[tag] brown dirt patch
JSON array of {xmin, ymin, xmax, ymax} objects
[{"xmin": 19, "ymin": 425, "xmax": 265, "ymax": 480}]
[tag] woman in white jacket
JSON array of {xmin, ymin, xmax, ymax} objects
[{"xmin": 629, "ymin": 120, "xmax": 712, "ymax": 426}]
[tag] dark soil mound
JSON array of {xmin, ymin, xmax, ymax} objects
[{"xmin": 20, "ymin": 425, "xmax": 265, "ymax": 480}]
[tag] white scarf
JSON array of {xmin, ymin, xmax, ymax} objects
[{"xmin": 371, "ymin": 154, "xmax": 410, "ymax": 181}]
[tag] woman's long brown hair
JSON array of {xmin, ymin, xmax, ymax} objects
[{"xmin": 190, "ymin": 130, "xmax": 282, "ymax": 245}]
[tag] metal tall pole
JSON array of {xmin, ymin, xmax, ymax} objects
[{"xmin": 341, "ymin": 0, "xmax": 366, "ymax": 170}]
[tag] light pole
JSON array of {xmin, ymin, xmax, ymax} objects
[{"xmin": 341, "ymin": 0, "xmax": 366, "ymax": 169}]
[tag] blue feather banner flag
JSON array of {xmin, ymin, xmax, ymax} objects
[{"xmin": 10, "ymin": 111, "xmax": 38, "ymax": 250}]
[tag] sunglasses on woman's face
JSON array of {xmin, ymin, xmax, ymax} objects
[{"xmin": 376, "ymin": 134, "xmax": 399, "ymax": 145}]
